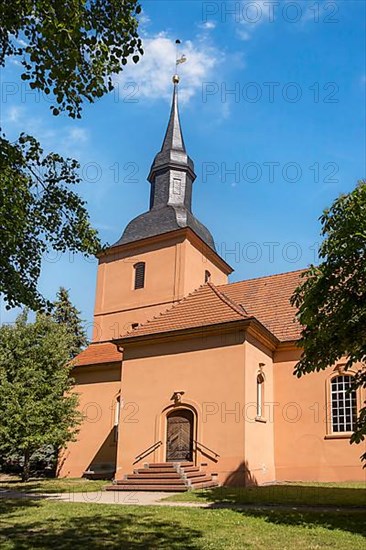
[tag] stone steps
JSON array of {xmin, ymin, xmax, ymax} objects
[
  {"xmin": 130, "ymin": 472, "xmax": 182, "ymax": 479},
  {"xmin": 109, "ymin": 484, "xmax": 188, "ymax": 492},
  {"xmin": 106, "ymin": 461, "xmax": 218, "ymax": 492}
]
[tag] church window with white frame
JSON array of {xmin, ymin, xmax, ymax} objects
[{"xmin": 331, "ymin": 375, "xmax": 357, "ymax": 433}]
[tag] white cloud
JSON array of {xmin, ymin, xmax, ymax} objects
[
  {"xmin": 5, "ymin": 105, "xmax": 23, "ymax": 123},
  {"xmin": 236, "ymin": 28, "xmax": 251, "ymax": 41},
  {"xmin": 4, "ymin": 105, "xmax": 90, "ymax": 159},
  {"xmin": 15, "ymin": 37, "xmax": 27, "ymax": 48},
  {"xmin": 234, "ymin": 0, "xmax": 273, "ymax": 41},
  {"xmin": 114, "ymin": 33, "xmax": 223, "ymax": 104},
  {"xmin": 200, "ymin": 21, "xmax": 217, "ymax": 30},
  {"xmin": 68, "ymin": 127, "xmax": 89, "ymax": 144},
  {"xmin": 235, "ymin": 0, "xmax": 317, "ymax": 41},
  {"xmin": 138, "ymin": 10, "xmax": 151, "ymax": 28}
]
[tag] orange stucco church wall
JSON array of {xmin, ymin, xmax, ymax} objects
[
  {"xmin": 117, "ymin": 333, "xmax": 247, "ymax": 486},
  {"xmin": 92, "ymin": 233, "xmax": 228, "ymax": 342},
  {"xmin": 59, "ymin": 363, "xmax": 121, "ymax": 478},
  {"xmin": 60, "ymin": 341, "xmax": 366, "ymax": 484},
  {"xmin": 59, "ymin": 228, "xmax": 366, "ymax": 484},
  {"xmin": 273, "ymin": 348, "xmax": 366, "ymax": 482},
  {"xmin": 243, "ymin": 335, "xmax": 276, "ymax": 484},
  {"xmin": 115, "ymin": 331, "xmax": 278, "ymax": 486}
]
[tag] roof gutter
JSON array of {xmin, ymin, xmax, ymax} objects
[{"xmin": 113, "ymin": 317, "xmax": 279, "ymax": 351}]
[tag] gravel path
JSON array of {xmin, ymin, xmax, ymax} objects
[{"xmin": 1, "ymin": 489, "xmax": 365, "ymax": 512}]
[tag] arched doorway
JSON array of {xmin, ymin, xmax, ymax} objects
[{"xmin": 166, "ymin": 409, "xmax": 194, "ymax": 462}]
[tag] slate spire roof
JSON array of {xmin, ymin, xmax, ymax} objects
[
  {"xmin": 153, "ymin": 80, "xmax": 187, "ymax": 161},
  {"xmin": 113, "ymin": 78, "xmax": 216, "ymax": 250}
]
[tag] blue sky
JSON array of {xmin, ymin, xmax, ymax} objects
[{"xmin": 1, "ymin": 0, "xmax": 365, "ymax": 334}]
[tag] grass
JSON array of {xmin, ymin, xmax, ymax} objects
[
  {"xmin": 0, "ymin": 497, "xmax": 365, "ymax": 549},
  {"xmin": 0, "ymin": 476, "xmax": 107, "ymax": 494},
  {"xmin": 164, "ymin": 481, "xmax": 366, "ymax": 508}
]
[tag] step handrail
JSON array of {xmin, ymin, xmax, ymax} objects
[
  {"xmin": 193, "ymin": 439, "xmax": 220, "ymax": 458},
  {"xmin": 134, "ymin": 440, "xmax": 162, "ymax": 463}
]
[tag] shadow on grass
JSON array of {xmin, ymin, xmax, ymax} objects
[
  {"xmin": 0, "ymin": 477, "xmax": 106, "ymax": 494},
  {"xmin": 185, "ymin": 483, "xmax": 366, "ymax": 540},
  {"xmin": 230, "ymin": 507, "xmax": 366, "ymax": 539},
  {"xmin": 0, "ymin": 497, "xmax": 202, "ymax": 550},
  {"xmin": 184, "ymin": 483, "xmax": 366, "ymax": 508}
]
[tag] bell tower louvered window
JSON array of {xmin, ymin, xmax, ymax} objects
[{"xmin": 134, "ymin": 262, "xmax": 145, "ymax": 290}]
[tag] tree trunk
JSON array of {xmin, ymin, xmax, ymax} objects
[{"xmin": 21, "ymin": 449, "xmax": 31, "ymax": 482}]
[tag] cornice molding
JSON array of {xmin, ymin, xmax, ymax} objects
[{"xmin": 98, "ymin": 227, "xmax": 233, "ymax": 275}]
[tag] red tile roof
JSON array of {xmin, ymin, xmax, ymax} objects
[
  {"xmin": 75, "ymin": 269, "xmax": 305, "ymax": 366},
  {"xmin": 75, "ymin": 342, "xmax": 122, "ymax": 366},
  {"xmin": 123, "ymin": 283, "xmax": 249, "ymax": 339},
  {"xmin": 123, "ymin": 269, "xmax": 305, "ymax": 343},
  {"xmin": 219, "ymin": 269, "xmax": 305, "ymax": 341}
]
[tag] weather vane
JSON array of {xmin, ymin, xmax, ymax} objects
[{"xmin": 173, "ymin": 39, "xmax": 187, "ymax": 84}]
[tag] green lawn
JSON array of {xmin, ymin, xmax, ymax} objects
[
  {"xmin": 0, "ymin": 498, "xmax": 365, "ymax": 549},
  {"xmin": 0, "ymin": 477, "xmax": 106, "ymax": 494},
  {"xmin": 164, "ymin": 482, "xmax": 366, "ymax": 508}
]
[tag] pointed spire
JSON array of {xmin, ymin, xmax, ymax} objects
[
  {"xmin": 148, "ymin": 76, "xmax": 194, "ymax": 184},
  {"xmin": 160, "ymin": 77, "xmax": 186, "ymax": 154},
  {"xmin": 114, "ymin": 71, "xmax": 216, "ymax": 251}
]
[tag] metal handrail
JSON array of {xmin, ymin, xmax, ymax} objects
[
  {"xmin": 134, "ymin": 440, "xmax": 162, "ymax": 463},
  {"xmin": 193, "ymin": 439, "xmax": 220, "ymax": 458}
]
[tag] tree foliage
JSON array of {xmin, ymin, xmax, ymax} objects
[
  {"xmin": 0, "ymin": 0, "xmax": 143, "ymax": 118},
  {"xmin": 292, "ymin": 180, "xmax": 366, "ymax": 462},
  {"xmin": 0, "ymin": 133, "xmax": 101, "ymax": 311},
  {"xmin": 53, "ymin": 287, "xmax": 88, "ymax": 358},
  {"xmin": 0, "ymin": 311, "xmax": 82, "ymax": 481},
  {"xmin": 0, "ymin": 0, "xmax": 143, "ymax": 311}
]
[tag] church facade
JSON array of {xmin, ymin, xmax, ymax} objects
[{"xmin": 59, "ymin": 78, "xmax": 365, "ymax": 487}]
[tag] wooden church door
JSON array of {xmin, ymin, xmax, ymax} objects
[{"xmin": 166, "ymin": 409, "xmax": 193, "ymax": 462}]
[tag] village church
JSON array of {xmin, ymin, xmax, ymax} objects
[{"xmin": 59, "ymin": 75, "xmax": 365, "ymax": 489}]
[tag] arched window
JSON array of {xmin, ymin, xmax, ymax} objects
[
  {"xmin": 134, "ymin": 262, "xmax": 145, "ymax": 289},
  {"xmin": 114, "ymin": 396, "xmax": 121, "ymax": 442},
  {"xmin": 331, "ymin": 375, "xmax": 357, "ymax": 432},
  {"xmin": 114, "ymin": 396, "xmax": 121, "ymax": 426},
  {"xmin": 256, "ymin": 372, "xmax": 265, "ymax": 418},
  {"xmin": 205, "ymin": 270, "xmax": 211, "ymax": 283}
]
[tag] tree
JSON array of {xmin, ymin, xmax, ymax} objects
[
  {"xmin": 0, "ymin": 1, "xmax": 143, "ymax": 118},
  {"xmin": 53, "ymin": 287, "xmax": 88, "ymax": 358},
  {"xmin": 0, "ymin": 134, "xmax": 102, "ymax": 311},
  {"xmin": 291, "ymin": 180, "xmax": 366, "ymax": 462},
  {"xmin": 0, "ymin": 1, "xmax": 143, "ymax": 311},
  {"xmin": 0, "ymin": 311, "xmax": 82, "ymax": 481}
]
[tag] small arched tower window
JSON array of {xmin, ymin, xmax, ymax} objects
[
  {"xmin": 256, "ymin": 371, "xmax": 265, "ymax": 418},
  {"xmin": 134, "ymin": 262, "xmax": 145, "ymax": 290},
  {"xmin": 205, "ymin": 270, "xmax": 211, "ymax": 283},
  {"xmin": 331, "ymin": 375, "xmax": 357, "ymax": 432}
]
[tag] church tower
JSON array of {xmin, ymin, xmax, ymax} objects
[{"xmin": 92, "ymin": 76, "xmax": 232, "ymax": 342}]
